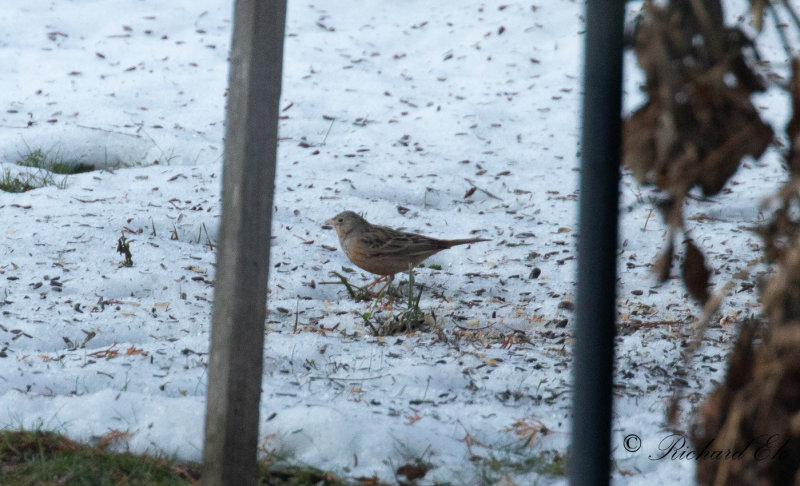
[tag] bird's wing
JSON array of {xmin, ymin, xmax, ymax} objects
[{"xmin": 359, "ymin": 227, "xmax": 444, "ymax": 259}]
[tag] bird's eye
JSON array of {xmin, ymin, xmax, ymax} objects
[{"xmin": 337, "ymin": 218, "xmax": 343, "ymax": 223}]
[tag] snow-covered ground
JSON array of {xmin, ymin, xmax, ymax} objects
[{"xmin": 0, "ymin": 0, "xmax": 789, "ymax": 484}]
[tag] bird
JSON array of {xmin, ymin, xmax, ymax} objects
[{"xmin": 326, "ymin": 210, "xmax": 489, "ymax": 295}]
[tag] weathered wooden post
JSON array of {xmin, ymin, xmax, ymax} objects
[{"xmin": 201, "ymin": 0, "xmax": 286, "ymax": 484}]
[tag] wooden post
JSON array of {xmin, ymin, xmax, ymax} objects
[{"xmin": 202, "ymin": 0, "xmax": 286, "ymax": 484}]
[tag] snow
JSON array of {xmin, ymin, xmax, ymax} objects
[{"xmin": 0, "ymin": 0, "xmax": 789, "ymax": 484}]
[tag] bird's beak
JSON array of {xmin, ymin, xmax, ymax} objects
[{"xmin": 325, "ymin": 218, "xmax": 334, "ymax": 226}]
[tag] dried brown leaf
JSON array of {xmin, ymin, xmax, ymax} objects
[
  {"xmin": 654, "ymin": 239, "xmax": 674, "ymax": 283},
  {"xmin": 698, "ymin": 120, "xmax": 772, "ymax": 196},
  {"xmin": 96, "ymin": 429, "xmax": 134, "ymax": 450},
  {"xmin": 625, "ymin": 0, "xmax": 771, "ymax": 204},
  {"xmin": 622, "ymin": 101, "xmax": 658, "ymax": 183},
  {"xmin": 787, "ymin": 58, "xmax": 800, "ymax": 174},
  {"xmin": 396, "ymin": 463, "xmax": 429, "ymax": 481},
  {"xmin": 682, "ymin": 239, "xmax": 711, "ymax": 304}
]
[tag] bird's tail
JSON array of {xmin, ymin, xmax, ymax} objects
[{"xmin": 444, "ymin": 237, "xmax": 490, "ymax": 248}]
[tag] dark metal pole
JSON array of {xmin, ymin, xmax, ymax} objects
[
  {"xmin": 202, "ymin": 0, "xmax": 286, "ymax": 484},
  {"xmin": 570, "ymin": 1, "xmax": 625, "ymax": 485}
]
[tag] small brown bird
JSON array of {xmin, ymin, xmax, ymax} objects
[{"xmin": 326, "ymin": 211, "xmax": 489, "ymax": 292}]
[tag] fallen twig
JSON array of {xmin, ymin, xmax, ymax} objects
[{"xmin": 464, "ymin": 178, "xmax": 503, "ymax": 200}]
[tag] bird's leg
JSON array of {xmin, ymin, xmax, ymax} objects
[
  {"xmin": 364, "ymin": 275, "xmax": 389, "ymax": 290},
  {"xmin": 374, "ymin": 274, "xmax": 394, "ymax": 300},
  {"xmin": 372, "ymin": 274, "xmax": 396, "ymax": 310},
  {"xmin": 360, "ymin": 275, "xmax": 395, "ymax": 318}
]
